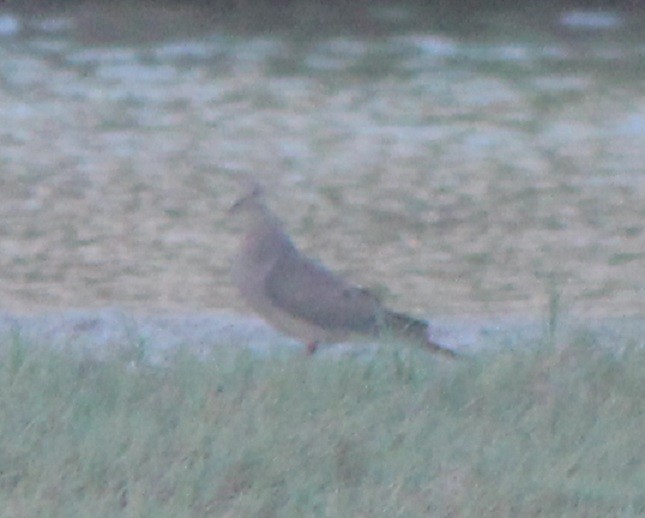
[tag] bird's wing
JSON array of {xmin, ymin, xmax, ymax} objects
[{"xmin": 264, "ymin": 248, "xmax": 381, "ymax": 334}]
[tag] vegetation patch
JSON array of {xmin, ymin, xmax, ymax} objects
[{"xmin": 1, "ymin": 331, "xmax": 643, "ymax": 516}]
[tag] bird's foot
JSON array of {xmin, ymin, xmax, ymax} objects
[{"xmin": 306, "ymin": 342, "xmax": 320, "ymax": 355}]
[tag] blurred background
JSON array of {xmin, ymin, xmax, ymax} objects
[{"xmin": 0, "ymin": 0, "xmax": 643, "ymax": 320}]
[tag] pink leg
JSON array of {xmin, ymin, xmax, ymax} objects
[{"xmin": 306, "ymin": 342, "xmax": 319, "ymax": 355}]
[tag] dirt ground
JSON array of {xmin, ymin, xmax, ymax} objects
[{"xmin": 0, "ymin": 4, "xmax": 643, "ymax": 325}]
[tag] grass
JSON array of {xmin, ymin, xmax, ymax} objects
[{"xmin": 1, "ymin": 332, "xmax": 643, "ymax": 517}]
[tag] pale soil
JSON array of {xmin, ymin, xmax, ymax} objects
[{"xmin": 0, "ymin": 4, "xmax": 642, "ymax": 331}]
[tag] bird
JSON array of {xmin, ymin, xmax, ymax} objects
[{"xmin": 228, "ymin": 180, "xmax": 457, "ymax": 358}]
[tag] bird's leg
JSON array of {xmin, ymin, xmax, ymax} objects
[{"xmin": 306, "ymin": 341, "xmax": 320, "ymax": 355}]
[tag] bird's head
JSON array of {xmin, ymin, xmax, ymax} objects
[
  {"xmin": 228, "ymin": 178, "xmax": 265, "ymax": 216},
  {"xmin": 227, "ymin": 177, "xmax": 280, "ymax": 235}
]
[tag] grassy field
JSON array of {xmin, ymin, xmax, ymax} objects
[
  {"xmin": 1, "ymin": 328, "xmax": 643, "ymax": 517},
  {"xmin": 1, "ymin": 8, "xmax": 642, "ymax": 516}
]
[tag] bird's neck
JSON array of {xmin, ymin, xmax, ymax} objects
[{"xmin": 241, "ymin": 206, "xmax": 292, "ymax": 260}]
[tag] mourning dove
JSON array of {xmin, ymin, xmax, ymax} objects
[{"xmin": 229, "ymin": 181, "xmax": 457, "ymax": 358}]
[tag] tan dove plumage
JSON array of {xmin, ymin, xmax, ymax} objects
[{"xmin": 229, "ymin": 180, "xmax": 457, "ymax": 357}]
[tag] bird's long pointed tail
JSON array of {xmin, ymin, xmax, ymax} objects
[{"xmin": 380, "ymin": 310, "xmax": 458, "ymax": 358}]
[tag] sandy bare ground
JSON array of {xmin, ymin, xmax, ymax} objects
[{"xmin": 0, "ymin": 5, "xmax": 643, "ymax": 330}]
